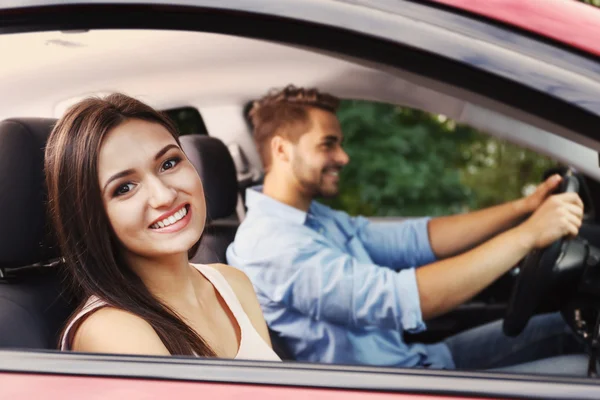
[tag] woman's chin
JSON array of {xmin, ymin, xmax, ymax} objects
[
  {"xmin": 161, "ymin": 235, "xmax": 202, "ymax": 256},
  {"xmin": 131, "ymin": 234, "xmax": 202, "ymax": 260}
]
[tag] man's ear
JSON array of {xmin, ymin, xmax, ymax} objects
[{"xmin": 271, "ymin": 135, "xmax": 291, "ymax": 164}]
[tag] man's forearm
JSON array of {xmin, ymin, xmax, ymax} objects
[
  {"xmin": 416, "ymin": 225, "xmax": 532, "ymax": 320},
  {"xmin": 417, "ymin": 184, "xmax": 582, "ymax": 321},
  {"xmin": 427, "ymin": 198, "xmax": 530, "ymax": 259}
]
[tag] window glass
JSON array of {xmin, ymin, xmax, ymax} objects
[
  {"xmin": 323, "ymin": 100, "xmax": 559, "ymax": 217},
  {"xmin": 163, "ymin": 107, "xmax": 208, "ymax": 136}
]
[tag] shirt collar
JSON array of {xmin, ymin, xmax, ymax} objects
[{"xmin": 245, "ymin": 186, "xmax": 308, "ymax": 225}]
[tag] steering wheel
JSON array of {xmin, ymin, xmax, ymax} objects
[{"xmin": 503, "ymin": 173, "xmax": 580, "ymax": 337}]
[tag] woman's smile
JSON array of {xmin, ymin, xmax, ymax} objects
[{"xmin": 149, "ymin": 203, "xmax": 192, "ymax": 233}]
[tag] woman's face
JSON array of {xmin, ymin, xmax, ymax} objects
[{"xmin": 97, "ymin": 119, "xmax": 206, "ymax": 260}]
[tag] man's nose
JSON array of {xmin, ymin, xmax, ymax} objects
[
  {"xmin": 337, "ymin": 146, "xmax": 350, "ymax": 166},
  {"xmin": 147, "ymin": 176, "xmax": 177, "ymax": 208}
]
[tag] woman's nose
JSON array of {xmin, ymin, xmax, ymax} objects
[{"xmin": 147, "ymin": 177, "xmax": 177, "ymax": 209}]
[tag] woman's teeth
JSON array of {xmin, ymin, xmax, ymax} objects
[{"xmin": 151, "ymin": 206, "xmax": 187, "ymax": 229}]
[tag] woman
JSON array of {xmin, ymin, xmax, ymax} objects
[{"xmin": 45, "ymin": 93, "xmax": 280, "ymax": 360}]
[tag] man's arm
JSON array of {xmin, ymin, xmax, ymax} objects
[
  {"xmin": 418, "ymin": 191, "xmax": 582, "ymax": 319},
  {"xmin": 355, "ymin": 217, "xmax": 437, "ymax": 271},
  {"xmin": 271, "ymin": 244, "xmax": 426, "ymax": 332},
  {"xmin": 230, "ymin": 189, "xmax": 581, "ymax": 330},
  {"xmin": 228, "ymin": 226, "xmax": 428, "ymax": 333},
  {"xmin": 428, "ymin": 174, "xmax": 562, "ymax": 259}
]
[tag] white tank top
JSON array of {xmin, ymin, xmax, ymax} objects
[{"xmin": 60, "ymin": 263, "xmax": 281, "ymax": 362}]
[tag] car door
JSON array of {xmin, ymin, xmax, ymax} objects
[
  {"xmin": 2, "ymin": 0, "xmax": 600, "ymax": 397},
  {"xmin": 3, "ymin": 349, "xmax": 600, "ymax": 399}
]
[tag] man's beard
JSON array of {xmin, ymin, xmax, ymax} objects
[{"xmin": 291, "ymin": 154, "xmax": 341, "ymax": 199}]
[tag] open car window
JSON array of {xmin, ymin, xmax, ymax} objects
[
  {"xmin": 327, "ymin": 100, "xmax": 561, "ymax": 219},
  {"xmin": 163, "ymin": 106, "xmax": 208, "ymax": 136}
]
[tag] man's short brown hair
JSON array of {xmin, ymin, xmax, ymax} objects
[{"xmin": 248, "ymin": 85, "xmax": 340, "ymax": 171}]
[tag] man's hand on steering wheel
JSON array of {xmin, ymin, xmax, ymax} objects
[
  {"xmin": 520, "ymin": 174, "xmax": 564, "ymax": 214},
  {"xmin": 516, "ymin": 186, "xmax": 584, "ymax": 251},
  {"xmin": 504, "ymin": 173, "xmax": 585, "ymax": 337}
]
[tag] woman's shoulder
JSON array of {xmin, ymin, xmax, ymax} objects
[
  {"xmin": 204, "ymin": 263, "xmax": 255, "ymax": 297},
  {"xmin": 198, "ymin": 263, "xmax": 261, "ymax": 319},
  {"xmin": 72, "ymin": 306, "xmax": 170, "ymax": 356},
  {"xmin": 201, "ymin": 263, "xmax": 272, "ymax": 347}
]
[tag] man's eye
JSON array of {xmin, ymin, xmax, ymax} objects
[
  {"xmin": 160, "ymin": 157, "xmax": 181, "ymax": 172},
  {"xmin": 114, "ymin": 183, "xmax": 135, "ymax": 196}
]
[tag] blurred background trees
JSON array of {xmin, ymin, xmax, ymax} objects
[
  {"xmin": 581, "ymin": 0, "xmax": 600, "ymax": 7},
  {"xmin": 323, "ymin": 100, "xmax": 558, "ymax": 217}
]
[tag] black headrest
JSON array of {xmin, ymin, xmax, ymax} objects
[
  {"xmin": 179, "ymin": 135, "xmax": 238, "ymax": 222},
  {"xmin": 0, "ymin": 118, "xmax": 59, "ymax": 268}
]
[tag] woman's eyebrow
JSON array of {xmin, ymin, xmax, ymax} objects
[
  {"xmin": 103, "ymin": 169, "xmax": 135, "ymax": 193},
  {"xmin": 154, "ymin": 144, "xmax": 179, "ymax": 161}
]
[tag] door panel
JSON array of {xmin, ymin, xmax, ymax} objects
[{"xmin": 0, "ymin": 372, "xmax": 499, "ymax": 400}]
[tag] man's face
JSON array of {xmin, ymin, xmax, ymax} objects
[{"xmin": 289, "ymin": 108, "xmax": 349, "ymax": 198}]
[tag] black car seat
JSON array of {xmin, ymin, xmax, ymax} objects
[
  {"xmin": 0, "ymin": 118, "xmax": 73, "ymax": 349},
  {"xmin": 180, "ymin": 135, "xmax": 240, "ymax": 265},
  {"xmin": 180, "ymin": 134, "xmax": 294, "ymax": 360}
]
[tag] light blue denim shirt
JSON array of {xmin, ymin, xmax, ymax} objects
[{"xmin": 226, "ymin": 187, "xmax": 455, "ymax": 369}]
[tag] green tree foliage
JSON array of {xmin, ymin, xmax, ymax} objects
[
  {"xmin": 323, "ymin": 100, "xmax": 557, "ymax": 217},
  {"xmin": 580, "ymin": 0, "xmax": 600, "ymax": 7},
  {"xmin": 458, "ymin": 134, "xmax": 558, "ymax": 210},
  {"xmin": 165, "ymin": 107, "xmax": 207, "ymax": 136}
]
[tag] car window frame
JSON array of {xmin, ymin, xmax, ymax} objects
[{"xmin": 2, "ymin": 1, "xmax": 600, "ymax": 397}]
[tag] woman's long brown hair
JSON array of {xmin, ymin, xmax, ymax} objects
[{"xmin": 45, "ymin": 93, "xmax": 214, "ymax": 356}]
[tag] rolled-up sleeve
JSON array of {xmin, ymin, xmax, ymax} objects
[
  {"xmin": 353, "ymin": 216, "xmax": 436, "ymax": 270},
  {"xmin": 249, "ymin": 233, "xmax": 426, "ymax": 333}
]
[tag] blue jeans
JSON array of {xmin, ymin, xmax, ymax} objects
[{"xmin": 443, "ymin": 312, "xmax": 588, "ymax": 376}]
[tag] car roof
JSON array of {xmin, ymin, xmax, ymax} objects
[
  {"xmin": 429, "ymin": 0, "xmax": 600, "ymax": 58},
  {"xmin": 1, "ymin": 0, "xmax": 598, "ymax": 114},
  {"xmin": 4, "ymin": 0, "xmax": 600, "ymax": 61}
]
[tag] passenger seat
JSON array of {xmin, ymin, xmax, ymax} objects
[
  {"xmin": 180, "ymin": 135, "xmax": 240, "ymax": 264},
  {"xmin": 0, "ymin": 118, "xmax": 73, "ymax": 349}
]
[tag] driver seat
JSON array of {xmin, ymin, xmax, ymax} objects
[{"xmin": 0, "ymin": 118, "xmax": 73, "ymax": 349}]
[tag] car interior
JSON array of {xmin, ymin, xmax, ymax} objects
[{"xmin": 3, "ymin": 28, "xmax": 600, "ymax": 373}]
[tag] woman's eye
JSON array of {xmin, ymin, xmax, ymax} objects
[
  {"xmin": 114, "ymin": 183, "xmax": 135, "ymax": 197},
  {"xmin": 160, "ymin": 157, "xmax": 181, "ymax": 172}
]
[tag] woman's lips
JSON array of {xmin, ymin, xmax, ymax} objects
[{"xmin": 149, "ymin": 204, "xmax": 192, "ymax": 233}]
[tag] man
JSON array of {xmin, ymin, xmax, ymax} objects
[{"xmin": 226, "ymin": 85, "xmax": 586, "ymax": 373}]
